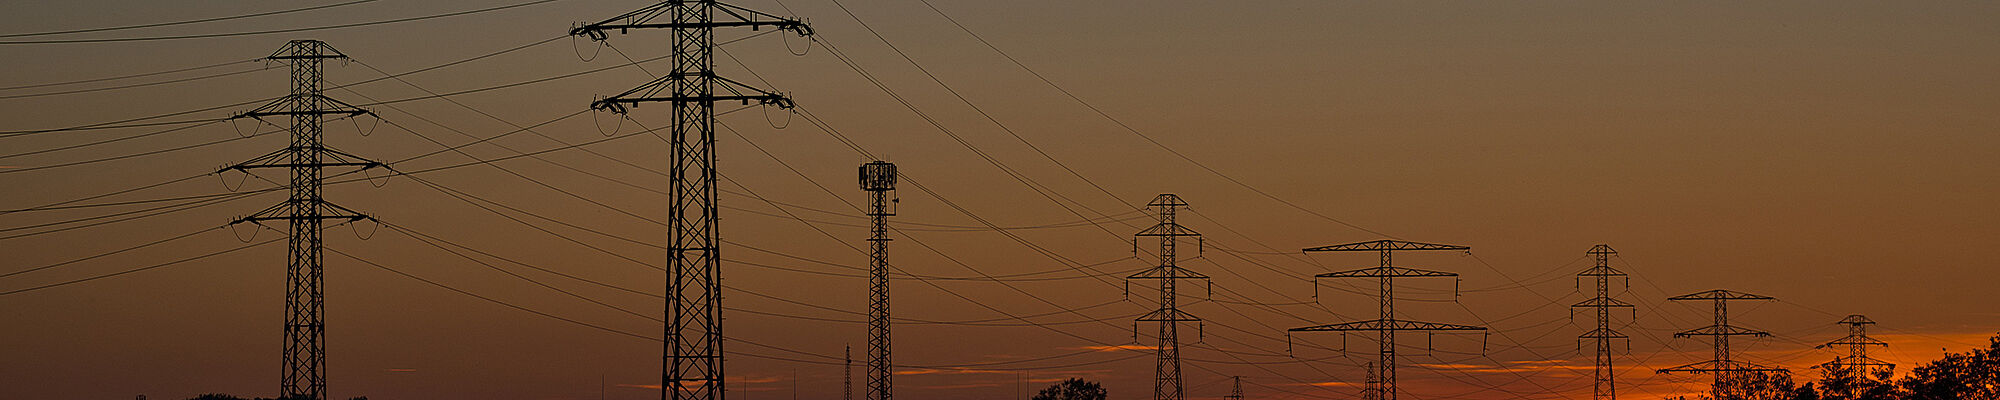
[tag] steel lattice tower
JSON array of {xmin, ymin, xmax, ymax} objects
[
  {"xmin": 1223, "ymin": 376, "xmax": 1243, "ymax": 400},
  {"xmin": 1656, "ymin": 289, "xmax": 1786, "ymax": 400},
  {"xmin": 844, "ymin": 345, "xmax": 854, "ymax": 400},
  {"xmin": 571, "ymin": 4, "xmax": 810, "ymax": 400},
  {"xmin": 1126, "ymin": 194, "xmax": 1206, "ymax": 400},
  {"xmin": 1815, "ymin": 315, "xmax": 1892, "ymax": 398},
  {"xmin": 1573, "ymin": 245, "xmax": 1632, "ymax": 400},
  {"xmin": 1290, "ymin": 240, "xmax": 1487, "ymax": 400},
  {"xmin": 222, "ymin": 40, "xmax": 378, "ymax": 400},
  {"xmin": 860, "ymin": 161, "xmax": 896, "ymax": 400}
]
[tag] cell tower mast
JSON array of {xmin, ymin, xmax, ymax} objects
[
  {"xmin": 1573, "ymin": 245, "xmax": 1632, "ymax": 400},
  {"xmin": 1656, "ymin": 289, "xmax": 1786, "ymax": 400},
  {"xmin": 1290, "ymin": 240, "xmax": 1487, "ymax": 400},
  {"xmin": 1127, "ymin": 194, "xmax": 1206, "ymax": 400},
  {"xmin": 223, "ymin": 40, "xmax": 378, "ymax": 400},
  {"xmin": 860, "ymin": 161, "xmax": 896, "ymax": 400},
  {"xmin": 569, "ymin": 4, "xmax": 810, "ymax": 400},
  {"xmin": 1815, "ymin": 315, "xmax": 1892, "ymax": 398}
]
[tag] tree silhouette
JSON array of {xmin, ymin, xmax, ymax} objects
[
  {"xmin": 1898, "ymin": 334, "xmax": 2000, "ymax": 400},
  {"xmin": 1032, "ymin": 378, "xmax": 1107, "ymax": 400}
]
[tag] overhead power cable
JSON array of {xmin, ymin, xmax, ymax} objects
[
  {"xmin": 0, "ymin": 227, "xmax": 280, "ymax": 296},
  {"xmin": 0, "ymin": 59, "xmax": 253, "ymax": 91},
  {"xmin": 0, "ymin": 0, "xmax": 568, "ymax": 45},
  {"xmin": 0, "ymin": 0, "xmax": 380, "ymax": 39}
]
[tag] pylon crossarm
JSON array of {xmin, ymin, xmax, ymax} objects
[
  {"xmin": 1656, "ymin": 360, "xmax": 1787, "ymax": 374},
  {"xmin": 1571, "ymin": 297, "xmax": 1634, "ymax": 308},
  {"xmin": 1316, "ymin": 266, "xmax": 1457, "ymax": 278},
  {"xmin": 1817, "ymin": 336, "xmax": 1889, "ymax": 348},
  {"xmin": 571, "ymin": 1, "xmax": 810, "ymax": 39},
  {"xmin": 235, "ymin": 95, "xmax": 370, "ymax": 120},
  {"xmin": 1578, "ymin": 328, "xmax": 1628, "ymax": 339},
  {"xmin": 1819, "ymin": 356, "xmax": 1895, "ymax": 369},
  {"xmin": 592, "ymin": 74, "xmax": 793, "ymax": 113},
  {"xmin": 1135, "ymin": 308, "xmax": 1202, "ymax": 323},
  {"xmin": 1674, "ymin": 324, "xmax": 1771, "ymax": 337},
  {"xmin": 1134, "ymin": 221, "xmax": 1200, "ymax": 237},
  {"xmin": 1303, "ymin": 239, "xmax": 1468, "ymax": 252},
  {"xmin": 1290, "ymin": 318, "xmax": 1486, "ymax": 332},
  {"xmin": 1128, "ymin": 265, "xmax": 1210, "ymax": 280},
  {"xmin": 1576, "ymin": 265, "xmax": 1626, "ymax": 277},
  {"xmin": 1668, "ymin": 289, "xmax": 1774, "ymax": 301}
]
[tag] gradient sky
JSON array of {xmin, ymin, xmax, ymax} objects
[{"xmin": 2, "ymin": 1, "xmax": 1997, "ymax": 400}]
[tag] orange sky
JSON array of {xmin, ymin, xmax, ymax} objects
[{"xmin": 2, "ymin": 1, "xmax": 1997, "ymax": 400}]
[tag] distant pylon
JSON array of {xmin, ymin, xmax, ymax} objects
[
  {"xmin": 1223, "ymin": 376, "xmax": 1243, "ymax": 400},
  {"xmin": 569, "ymin": 3, "xmax": 811, "ymax": 400},
  {"xmin": 1573, "ymin": 245, "xmax": 1632, "ymax": 400},
  {"xmin": 1126, "ymin": 194, "xmax": 1207, "ymax": 400},
  {"xmin": 1290, "ymin": 240, "xmax": 1487, "ymax": 400},
  {"xmin": 860, "ymin": 161, "xmax": 897, "ymax": 400},
  {"xmin": 222, "ymin": 39, "xmax": 379, "ymax": 400},
  {"xmin": 1815, "ymin": 315, "xmax": 1892, "ymax": 398},
  {"xmin": 1656, "ymin": 289, "xmax": 1786, "ymax": 400},
  {"xmin": 844, "ymin": 345, "xmax": 853, "ymax": 400}
]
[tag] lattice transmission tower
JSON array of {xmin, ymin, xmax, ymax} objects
[
  {"xmin": 1126, "ymin": 194, "xmax": 1207, "ymax": 400},
  {"xmin": 844, "ymin": 345, "xmax": 853, "ymax": 400},
  {"xmin": 860, "ymin": 161, "xmax": 896, "ymax": 400},
  {"xmin": 222, "ymin": 40, "xmax": 380, "ymax": 400},
  {"xmin": 1289, "ymin": 240, "xmax": 1487, "ymax": 400},
  {"xmin": 1223, "ymin": 376, "xmax": 1243, "ymax": 400},
  {"xmin": 1656, "ymin": 289, "xmax": 1786, "ymax": 400},
  {"xmin": 1815, "ymin": 315, "xmax": 1892, "ymax": 398},
  {"xmin": 1573, "ymin": 244, "xmax": 1632, "ymax": 400},
  {"xmin": 569, "ymin": 4, "xmax": 811, "ymax": 400}
]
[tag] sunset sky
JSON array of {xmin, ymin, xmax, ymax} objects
[{"xmin": 2, "ymin": 1, "xmax": 1996, "ymax": 400}]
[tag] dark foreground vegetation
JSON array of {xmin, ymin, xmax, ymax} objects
[
  {"xmin": 1673, "ymin": 333, "xmax": 1999, "ymax": 400},
  {"xmin": 153, "ymin": 334, "xmax": 1996, "ymax": 400}
]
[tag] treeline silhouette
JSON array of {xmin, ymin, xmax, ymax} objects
[
  {"xmin": 144, "ymin": 334, "xmax": 1998, "ymax": 400},
  {"xmin": 1672, "ymin": 333, "xmax": 2000, "ymax": 400}
]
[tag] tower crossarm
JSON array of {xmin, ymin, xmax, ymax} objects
[
  {"xmin": 570, "ymin": 1, "xmax": 812, "ymax": 39},
  {"xmin": 1819, "ymin": 356, "xmax": 1895, "ymax": 369},
  {"xmin": 1135, "ymin": 308, "xmax": 1203, "ymax": 323},
  {"xmin": 1668, "ymin": 289, "xmax": 1775, "ymax": 301},
  {"xmin": 1303, "ymin": 239, "xmax": 1468, "ymax": 253},
  {"xmin": 1571, "ymin": 297, "xmax": 1634, "ymax": 308},
  {"xmin": 235, "ymin": 94, "xmax": 370, "ymax": 120},
  {"xmin": 1128, "ymin": 265, "xmax": 1209, "ymax": 280},
  {"xmin": 590, "ymin": 74, "xmax": 795, "ymax": 113},
  {"xmin": 1316, "ymin": 266, "xmax": 1457, "ymax": 278},
  {"xmin": 1289, "ymin": 318, "xmax": 1487, "ymax": 332},
  {"xmin": 1576, "ymin": 265, "xmax": 1626, "ymax": 277},
  {"xmin": 1657, "ymin": 360, "xmax": 1789, "ymax": 375},
  {"xmin": 1816, "ymin": 335, "xmax": 1889, "ymax": 349},
  {"xmin": 1673, "ymin": 324, "xmax": 1772, "ymax": 338},
  {"xmin": 1578, "ymin": 327, "xmax": 1628, "ymax": 339}
]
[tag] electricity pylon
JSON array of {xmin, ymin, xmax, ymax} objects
[
  {"xmin": 569, "ymin": 3, "xmax": 810, "ymax": 400},
  {"xmin": 1127, "ymin": 194, "xmax": 1206, "ymax": 400},
  {"xmin": 1656, "ymin": 289, "xmax": 1786, "ymax": 400},
  {"xmin": 1573, "ymin": 245, "xmax": 1632, "ymax": 400},
  {"xmin": 844, "ymin": 345, "xmax": 854, "ymax": 400},
  {"xmin": 1223, "ymin": 376, "xmax": 1244, "ymax": 400},
  {"xmin": 222, "ymin": 40, "xmax": 379, "ymax": 400},
  {"xmin": 1815, "ymin": 315, "xmax": 1892, "ymax": 398},
  {"xmin": 860, "ymin": 161, "xmax": 896, "ymax": 400},
  {"xmin": 223, "ymin": 40, "xmax": 378, "ymax": 400},
  {"xmin": 1290, "ymin": 240, "xmax": 1487, "ymax": 400}
]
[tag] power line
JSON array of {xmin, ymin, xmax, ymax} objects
[
  {"xmin": 0, "ymin": 0, "xmax": 569, "ymax": 45},
  {"xmin": 0, "ymin": 0, "xmax": 380, "ymax": 39},
  {"xmin": 0, "ymin": 227, "xmax": 279, "ymax": 296}
]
